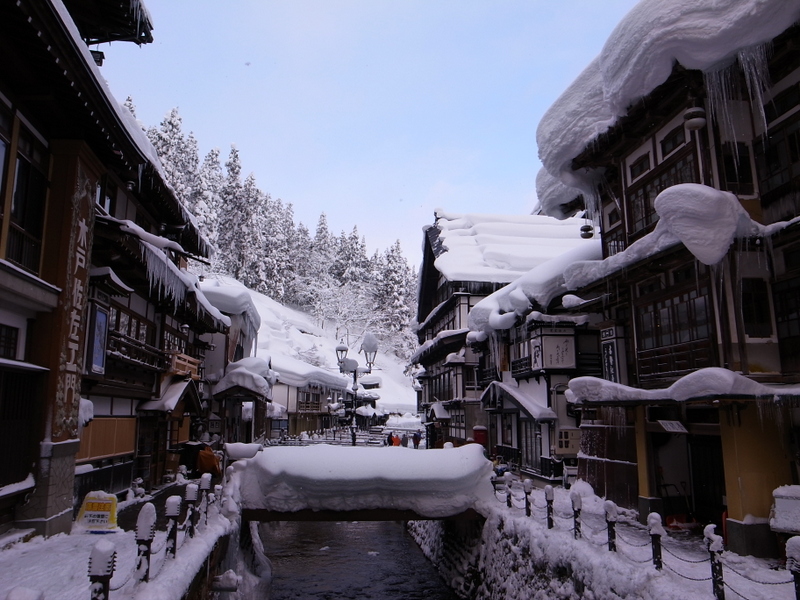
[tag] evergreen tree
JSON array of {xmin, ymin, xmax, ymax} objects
[
  {"xmin": 216, "ymin": 145, "xmax": 244, "ymax": 276},
  {"xmin": 146, "ymin": 107, "xmax": 198, "ymax": 209},
  {"xmin": 191, "ymin": 148, "xmax": 223, "ymax": 251}
]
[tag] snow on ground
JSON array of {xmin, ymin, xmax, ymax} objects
[
  {"xmin": 412, "ymin": 478, "xmax": 796, "ymax": 600},
  {"xmin": 0, "ymin": 500, "xmax": 234, "ymax": 600},
  {"xmin": 226, "ymin": 443, "xmax": 494, "ymax": 517}
]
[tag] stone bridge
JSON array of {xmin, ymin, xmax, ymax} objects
[{"xmin": 226, "ymin": 443, "xmax": 493, "ymax": 522}]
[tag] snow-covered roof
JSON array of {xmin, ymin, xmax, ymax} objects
[
  {"xmin": 430, "ymin": 401, "xmax": 451, "ymax": 420},
  {"xmin": 467, "ymin": 241, "xmax": 602, "ymax": 342},
  {"xmin": 198, "ymin": 276, "xmax": 261, "ymax": 331},
  {"xmin": 563, "ymin": 184, "xmax": 800, "ymax": 291},
  {"xmin": 536, "ymin": 0, "xmax": 800, "ymax": 214},
  {"xmin": 567, "ymin": 367, "xmax": 800, "ymax": 405},
  {"xmin": 430, "ymin": 210, "xmax": 597, "ymax": 284},
  {"xmin": 226, "ymin": 444, "xmax": 494, "ymax": 517}
]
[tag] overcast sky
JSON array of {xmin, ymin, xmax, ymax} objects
[{"xmin": 99, "ymin": 1, "xmax": 640, "ymax": 267}]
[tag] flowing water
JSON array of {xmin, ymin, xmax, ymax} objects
[{"xmin": 260, "ymin": 520, "xmax": 460, "ymax": 600}]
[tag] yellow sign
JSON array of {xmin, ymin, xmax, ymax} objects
[{"xmin": 77, "ymin": 491, "xmax": 118, "ymax": 531}]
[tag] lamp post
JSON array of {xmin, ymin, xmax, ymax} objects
[{"xmin": 336, "ymin": 333, "xmax": 378, "ymax": 446}]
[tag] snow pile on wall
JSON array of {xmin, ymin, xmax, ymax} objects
[
  {"xmin": 563, "ymin": 184, "xmax": 800, "ymax": 291},
  {"xmin": 536, "ymin": 0, "xmax": 800, "ymax": 215},
  {"xmin": 567, "ymin": 366, "xmax": 800, "ymax": 405},
  {"xmin": 432, "ymin": 210, "xmax": 595, "ymax": 284},
  {"xmin": 467, "ymin": 241, "xmax": 602, "ymax": 341},
  {"xmin": 227, "ymin": 443, "xmax": 494, "ymax": 517}
]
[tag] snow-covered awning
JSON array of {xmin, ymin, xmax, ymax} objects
[
  {"xmin": 214, "ymin": 356, "xmax": 277, "ymax": 401},
  {"xmin": 138, "ymin": 377, "xmax": 201, "ymax": 415},
  {"xmin": 567, "ymin": 367, "xmax": 800, "ymax": 406},
  {"xmin": 429, "ymin": 401, "xmax": 451, "ymax": 420},
  {"xmin": 481, "ymin": 381, "xmax": 558, "ymax": 421},
  {"xmin": 410, "ymin": 328, "xmax": 469, "ymax": 364}
]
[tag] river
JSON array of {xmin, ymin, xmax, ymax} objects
[{"xmin": 260, "ymin": 520, "xmax": 461, "ymax": 600}]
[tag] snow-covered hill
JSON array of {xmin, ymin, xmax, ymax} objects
[{"xmin": 205, "ymin": 275, "xmax": 417, "ymax": 413}]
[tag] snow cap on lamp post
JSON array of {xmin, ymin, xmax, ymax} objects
[
  {"xmin": 335, "ymin": 341, "xmax": 348, "ymax": 363},
  {"xmin": 361, "ymin": 332, "xmax": 379, "ymax": 367}
]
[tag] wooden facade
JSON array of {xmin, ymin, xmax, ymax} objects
[
  {"xmin": 0, "ymin": 0, "xmax": 230, "ymax": 536},
  {"xmin": 547, "ymin": 21, "xmax": 800, "ymax": 558}
]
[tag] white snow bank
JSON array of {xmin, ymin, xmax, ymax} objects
[
  {"xmin": 385, "ymin": 413, "xmax": 423, "ymax": 430},
  {"xmin": 227, "ymin": 443, "xmax": 493, "ymax": 517},
  {"xmin": 224, "ymin": 442, "xmax": 262, "ymax": 460},
  {"xmin": 567, "ymin": 366, "xmax": 800, "ymax": 405},
  {"xmin": 537, "ymin": 0, "xmax": 800, "ymax": 210}
]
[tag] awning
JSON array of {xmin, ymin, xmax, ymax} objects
[
  {"xmin": 138, "ymin": 376, "xmax": 201, "ymax": 416},
  {"xmin": 429, "ymin": 401, "xmax": 451, "ymax": 420},
  {"xmin": 481, "ymin": 381, "xmax": 558, "ymax": 421}
]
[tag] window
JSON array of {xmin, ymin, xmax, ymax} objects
[
  {"xmin": 298, "ymin": 390, "xmax": 321, "ymax": 412},
  {"xmin": 660, "ymin": 126, "xmax": 686, "ymax": 158},
  {"xmin": 637, "ymin": 285, "xmax": 710, "ymax": 350},
  {"xmin": 629, "ymin": 154, "xmax": 651, "ymax": 181},
  {"xmin": 774, "ymin": 276, "xmax": 800, "ymax": 373},
  {"xmin": 605, "ymin": 227, "xmax": 626, "ymax": 257},
  {"xmin": 741, "ymin": 279, "xmax": 773, "ymax": 338},
  {"xmin": 765, "ymin": 84, "xmax": 800, "ymax": 124},
  {"xmin": 0, "ymin": 325, "xmax": 18, "ymax": 360},
  {"xmin": 629, "ymin": 153, "xmax": 697, "ymax": 234},
  {"xmin": 6, "ymin": 125, "xmax": 49, "ymax": 273},
  {"xmin": 755, "ymin": 117, "xmax": 800, "ymax": 196},
  {"xmin": 721, "ymin": 143, "xmax": 754, "ymax": 195}
]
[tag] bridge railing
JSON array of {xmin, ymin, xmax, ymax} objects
[{"xmin": 492, "ymin": 477, "xmax": 799, "ymax": 600}]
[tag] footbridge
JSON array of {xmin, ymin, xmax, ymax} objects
[{"xmin": 225, "ymin": 443, "xmax": 493, "ymax": 522}]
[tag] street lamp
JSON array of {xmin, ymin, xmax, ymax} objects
[{"xmin": 336, "ymin": 333, "xmax": 379, "ymax": 446}]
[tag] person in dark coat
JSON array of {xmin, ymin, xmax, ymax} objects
[
  {"xmin": 412, "ymin": 430, "xmax": 422, "ymax": 449},
  {"xmin": 386, "ymin": 431, "xmax": 394, "ymax": 446},
  {"xmin": 401, "ymin": 433, "xmax": 409, "ymax": 447}
]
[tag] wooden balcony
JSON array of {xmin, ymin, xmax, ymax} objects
[
  {"xmin": 637, "ymin": 339, "xmax": 714, "ymax": 386},
  {"xmin": 107, "ymin": 330, "xmax": 167, "ymax": 370},
  {"xmin": 169, "ymin": 352, "xmax": 202, "ymax": 380},
  {"xmin": 511, "ymin": 356, "xmax": 533, "ymax": 379}
]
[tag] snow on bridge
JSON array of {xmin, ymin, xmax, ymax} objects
[{"xmin": 226, "ymin": 443, "xmax": 495, "ymax": 521}]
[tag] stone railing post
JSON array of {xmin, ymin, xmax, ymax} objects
[
  {"xmin": 88, "ymin": 539, "xmax": 116, "ymax": 600},
  {"xmin": 604, "ymin": 500, "xmax": 618, "ymax": 552},
  {"xmin": 648, "ymin": 512, "xmax": 665, "ymax": 571},
  {"xmin": 545, "ymin": 485, "xmax": 554, "ymax": 529},
  {"xmin": 570, "ymin": 489, "xmax": 582, "ymax": 540},
  {"xmin": 135, "ymin": 502, "xmax": 156, "ymax": 582}
]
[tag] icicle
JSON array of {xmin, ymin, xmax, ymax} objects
[
  {"xmin": 738, "ymin": 43, "xmax": 772, "ymax": 135},
  {"xmin": 703, "ymin": 58, "xmax": 739, "ymax": 151}
]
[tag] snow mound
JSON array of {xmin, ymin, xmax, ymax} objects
[{"xmin": 227, "ymin": 443, "xmax": 494, "ymax": 518}]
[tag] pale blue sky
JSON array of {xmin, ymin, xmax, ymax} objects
[{"xmin": 100, "ymin": 1, "xmax": 640, "ymax": 266}]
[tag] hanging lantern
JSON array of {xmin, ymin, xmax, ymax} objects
[
  {"xmin": 580, "ymin": 224, "xmax": 594, "ymax": 239},
  {"xmin": 683, "ymin": 106, "xmax": 706, "ymax": 130}
]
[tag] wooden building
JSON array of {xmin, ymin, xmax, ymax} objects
[
  {"xmin": 532, "ymin": 5, "xmax": 800, "ymax": 557},
  {"xmin": 0, "ymin": 0, "xmax": 227, "ymax": 536}
]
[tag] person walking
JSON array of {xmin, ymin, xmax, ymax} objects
[
  {"xmin": 401, "ymin": 433, "xmax": 409, "ymax": 447},
  {"xmin": 412, "ymin": 430, "xmax": 422, "ymax": 449},
  {"xmin": 386, "ymin": 431, "xmax": 393, "ymax": 446},
  {"xmin": 392, "ymin": 432, "xmax": 401, "ymax": 446}
]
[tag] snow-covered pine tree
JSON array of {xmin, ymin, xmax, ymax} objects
[
  {"xmin": 146, "ymin": 108, "xmax": 198, "ymax": 209},
  {"xmin": 191, "ymin": 147, "xmax": 223, "ymax": 251},
  {"xmin": 215, "ymin": 145, "xmax": 244, "ymax": 276},
  {"xmin": 372, "ymin": 240, "xmax": 417, "ymax": 358}
]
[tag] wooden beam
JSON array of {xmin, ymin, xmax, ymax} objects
[{"xmin": 241, "ymin": 507, "xmax": 483, "ymax": 522}]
